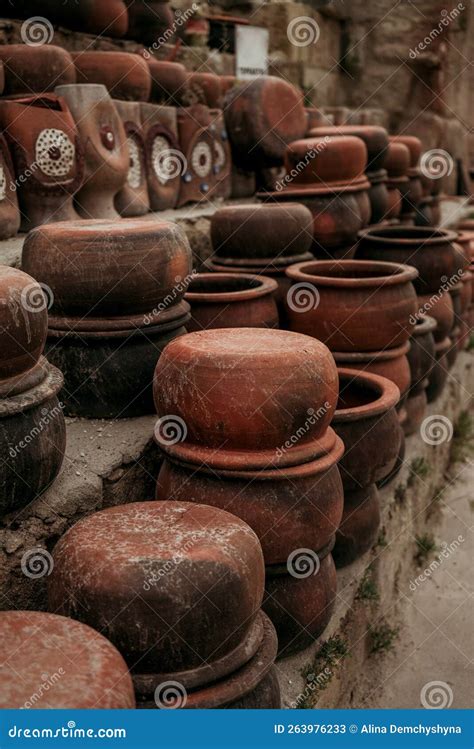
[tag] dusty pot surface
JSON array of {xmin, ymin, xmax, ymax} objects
[
  {"xmin": 309, "ymin": 125, "xmax": 389, "ymax": 172},
  {"xmin": 22, "ymin": 218, "xmax": 192, "ymax": 317},
  {"xmin": 286, "ymin": 259, "xmax": 418, "ymax": 352},
  {"xmin": 147, "ymin": 60, "xmax": 188, "ymax": 106},
  {"xmin": 417, "ymin": 289, "xmax": 454, "ymax": 343},
  {"xmin": 185, "ymin": 72, "xmax": 223, "ymax": 108},
  {"xmin": 285, "ymin": 135, "xmax": 367, "ymax": 185},
  {"xmin": 0, "ymin": 611, "xmax": 135, "ymax": 709},
  {"xmin": 333, "ymin": 484, "xmax": 380, "ymax": 568},
  {"xmin": 153, "ymin": 328, "xmax": 339, "ymax": 462},
  {"xmin": 0, "ymin": 45, "xmax": 76, "ymax": 95},
  {"xmin": 73, "ymin": 51, "xmax": 151, "ymax": 102},
  {"xmin": 0, "ymin": 134, "xmax": 20, "ymax": 239},
  {"xmin": 407, "ymin": 314, "xmax": 436, "ymax": 394},
  {"xmin": 48, "ymin": 501, "xmax": 265, "ymax": 677},
  {"xmin": 332, "ymin": 343, "xmax": 412, "ymax": 404},
  {"xmin": 385, "ymin": 141, "xmax": 410, "ymax": 178},
  {"xmin": 113, "ymin": 100, "xmax": 150, "ymax": 217},
  {"xmin": 185, "ymin": 273, "xmax": 279, "ymax": 332},
  {"xmin": 140, "ymin": 102, "xmax": 180, "ymax": 211}
]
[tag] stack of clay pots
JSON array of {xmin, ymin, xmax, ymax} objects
[
  {"xmin": 0, "ymin": 266, "xmax": 66, "ymax": 515},
  {"xmin": 153, "ymin": 328, "xmax": 343, "ymax": 657},
  {"xmin": 21, "ymin": 218, "xmax": 192, "ymax": 418},
  {"xmin": 48, "ymin": 501, "xmax": 281, "ymax": 709},
  {"xmin": 390, "ymin": 136, "xmax": 423, "ymax": 225},
  {"xmin": 384, "ymin": 140, "xmax": 411, "ymax": 223},
  {"xmin": 1, "ymin": 1, "xmax": 129, "ymax": 37}
]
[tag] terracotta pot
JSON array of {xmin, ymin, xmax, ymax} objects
[
  {"xmin": 385, "ymin": 181, "xmax": 404, "ymax": 219},
  {"xmin": 385, "ymin": 141, "xmax": 410, "ymax": 178},
  {"xmin": 407, "ymin": 314, "xmax": 436, "ymax": 394},
  {"xmin": 0, "ymin": 359, "xmax": 66, "ymax": 515},
  {"xmin": 177, "ymin": 105, "xmax": 217, "ymax": 206},
  {"xmin": 127, "ymin": 0, "xmax": 175, "ymax": 45},
  {"xmin": 73, "ymin": 51, "xmax": 151, "ymax": 102},
  {"xmin": 426, "ymin": 337, "xmax": 451, "ymax": 402},
  {"xmin": 0, "ymin": 60, "xmax": 4, "ymax": 95},
  {"xmin": 0, "ymin": 135, "xmax": 20, "ymax": 240},
  {"xmin": 55, "ymin": 84, "xmax": 128, "ymax": 220},
  {"xmin": 332, "ymin": 343, "xmax": 411, "ymax": 405},
  {"xmin": 286, "ymin": 259, "xmax": 418, "ymax": 352},
  {"xmin": 456, "ymin": 232, "xmax": 474, "ymax": 265},
  {"xmin": 113, "ymin": 100, "xmax": 150, "ymax": 217},
  {"xmin": 185, "ymin": 72, "xmax": 223, "ymax": 108},
  {"xmin": 185, "ymin": 273, "xmax": 279, "ymax": 332},
  {"xmin": 156, "ymin": 434, "xmax": 344, "ymax": 564},
  {"xmin": 305, "ymin": 107, "xmax": 325, "ymax": 133},
  {"xmin": 460, "ymin": 271, "xmax": 472, "ymax": 314},
  {"xmin": 357, "ymin": 226, "xmax": 463, "ymax": 295},
  {"xmin": 0, "ymin": 267, "xmax": 48, "ymax": 382},
  {"xmin": 224, "ymin": 77, "xmax": 307, "ymax": 169},
  {"xmin": 153, "ymin": 328, "xmax": 339, "ymax": 465},
  {"xmin": 4, "ymin": 0, "xmax": 129, "ymax": 36},
  {"xmin": 140, "ymin": 102, "xmax": 180, "ymax": 211},
  {"xmin": 0, "ymin": 611, "xmax": 135, "ymax": 709},
  {"xmin": 147, "ymin": 60, "xmax": 188, "ymax": 106},
  {"xmin": 284, "ymin": 135, "xmax": 367, "ymax": 185},
  {"xmin": 333, "ymin": 485, "xmax": 380, "ymax": 568},
  {"xmin": 0, "ymin": 95, "xmax": 82, "ymax": 230},
  {"xmin": 417, "ymin": 290, "xmax": 454, "ymax": 343},
  {"xmin": 0, "ymin": 45, "xmax": 76, "ymax": 96},
  {"xmin": 367, "ymin": 169, "xmax": 389, "ymax": 224},
  {"xmin": 263, "ymin": 542, "xmax": 337, "ymax": 657},
  {"xmin": 390, "ymin": 135, "xmax": 422, "ymax": 168},
  {"xmin": 22, "ymin": 218, "xmax": 192, "ymax": 317},
  {"xmin": 46, "ymin": 302, "xmax": 189, "ymax": 418},
  {"xmin": 377, "ymin": 417, "xmax": 406, "ymax": 488},
  {"xmin": 309, "ymin": 125, "xmax": 389, "ymax": 172},
  {"xmin": 458, "ymin": 309, "xmax": 471, "ymax": 350},
  {"xmin": 209, "ymin": 109, "xmax": 232, "ymax": 200},
  {"xmin": 49, "ymin": 501, "xmax": 265, "ymax": 679},
  {"xmin": 211, "ymin": 203, "xmax": 313, "ymax": 261}
]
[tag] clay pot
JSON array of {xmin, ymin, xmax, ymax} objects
[
  {"xmin": 224, "ymin": 77, "xmax": 307, "ymax": 169},
  {"xmin": 333, "ymin": 485, "xmax": 381, "ymax": 568},
  {"xmin": 153, "ymin": 328, "xmax": 339, "ymax": 466},
  {"xmin": 389, "ymin": 136, "xmax": 423, "ymax": 215},
  {"xmin": 414, "ymin": 197, "xmax": 434, "ymax": 227},
  {"xmin": 186, "ymin": 72, "xmax": 223, "ymax": 108},
  {"xmin": 446, "ymin": 330, "xmax": 459, "ymax": 368},
  {"xmin": 305, "ymin": 107, "xmax": 325, "ymax": 133},
  {"xmin": 127, "ymin": 1, "xmax": 175, "ymax": 45},
  {"xmin": 185, "ymin": 273, "xmax": 279, "ymax": 332},
  {"xmin": 177, "ymin": 105, "xmax": 217, "ymax": 206},
  {"xmin": 332, "ymin": 343, "xmax": 411, "ymax": 406},
  {"xmin": 0, "ymin": 45, "xmax": 76, "ymax": 96},
  {"xmin": 0, "ymin": 60, "xmax": 4, "ymax": 95},
  {"xmin": 55, "ymin": 84, "xmax": 128, "ymax": 220},
  {"xmin": 390, "ymin": 135, "xmax": 422, "ymax": 168},
  {"xmin": 286, "ymin": 260, "xmax": 418, "ymax": 352},
  {"xmin": 385, "ymin": 141, "xmax": 410, "ymax": 178},
  {"xmin": 209, "ymin": 109, "xmax": 233, "ymax": 200},
  {"xmin": 284, "ymin": 135, "xmax": 367, "ymax": 185},
  {"xmin": 211, "ymin": 203, "xmax": 313, "ymax": 261},
  {"xmin": 113, "ymin": 100, "xmax": 150, "ymax": 217},
  {"xmin": 0, "ymin": 611, "xmax": 135, "ymax": 709},
  {"xmin": 0, "ymin": 359, "xmax": 66, "ymax": 515},
  {"xmin": 73, "ymin": 51, "xmax": 151, "ymax": 102},
  {"xmin": 22, "ymin": 218, "xmax": 192, "ymax": 317},
  {"xmin": 49, "ymin": 501, "xmax": 265, "ymax": 680},
  {"xmin": 456, "ymin": 232, "xmax": 474, "ymax": 265},
  {"xmin": 3, "ymin": 0, "xmax": 129, "ymax": 36},
  {"xmin": 367, "ymin": 169, "xmax": 390, "ymax": 224},
  {"xmin": 231, "ymin": 165, "xmax": 256, "ymax": 198},
  {"xmin": 417, "ymin": 290, "xmax": 454, "ymax": 343},
  {"xmin": 309, "ymin": 125, "xmax": 389, "ymax": 172},
  {"xmin": 407, "ymin": 315, "xmax": 436, "ymax": 395},
  {"xmin": 0, "ymin": 95, "xmax": 82, "ymax": 230},
  {"xmin": 385, "ymin": 181, "xmax": 404, "ymax": 220},
  {"xmin": 0, "ymin": 135, "xmax": 20, "ymax": 240},
  {"xmin": 147, "ymin": 60, "xmax": 188, "ymax": 106},
  {"xmin": 426, "ymin": 337, "xmax": 451, "ymax": 402},
  {"xmin": 460, "ymin": 271, "xmax": 472, "ymax": 314},
  {"xmin": 357, "ymin": 226, "xmax": 463, "ymax": 295},
  {"xmin": 140, "ymin": 102, "xmax": 180, "ymax": 211}
]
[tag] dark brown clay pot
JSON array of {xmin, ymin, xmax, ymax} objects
[
  {"xmin": 153, "ymin": 328, "xmax": 339, "ymax": 466},
  {"xmin": 417, "ymin": 290, "xmax": 454, "ymax": 343},
  {"xmin": 147, "ymin": 60, "xmax": 188, "ymax": 106},
  {"xmin": 156, "ymin": 434, "xmax": 344, "ymax": 565},
  {"xmin": 0, "ymin": 611, "xmax": 135, "ymax": 709},
  {"xmin": 46, "ymin": 302, "xmax": 189, "ymax": 418},
  {"xmin": 177, "ymin": 105, "xmax": 217, "ymax": 206},
  {"xmin": 284, "ymin": 135, "xmax": 367, "ymax": 185},
  {"xmin": 357, "ymin": 226, "xmax": 463, "ymax": 295},
  {"xmin": 0, "ymin": 60, "xmax": 4, "ymax": 95},
  {"xmin": 0, "ymin": 135, "xmax": 20, "ymax": 240},
  {"xmin": 332, "ymin": 343, "xmax": 411, "ymax": 406},
  {"xmin": 140, "ymin": 102, "xmax": 180, "ymax": 211},
  {"xmin": 49, "ymin": 501, "xmax": 265, "ymax": 679},
  {"xmin": 309, "ymin": 125, "xmax": 389, "ymax": 172},
  {"xmin": 0, "ymin": 359, "xmax": 66, "ymax": 515},
  {"xmin": 185, "ymin": 273, "xmax": 278, "ymax": 332},
  {"xmin": 333, "ymin": 485, "xmax": 380, "ymax": 568},
  {"xmin": 367, "ymin": 169, "xmax": 390, "ymax": 224},
  {"xmin": 185, "ymin": 72, "xmax": 223, "ymax": 108},
  {"xmin": 426, "ymin": 337, "xmax": 451, "ymax": 402},
  {"xmin": 386, "ymin": 181, "xmax": 404, "ymax": 219},
  {"xmin": 127, "ymin": 0, "xmax": 175, "ymax": 45},
  {"xmin": 113, "ymin": 100, "xmax": 150, "ymax": 217},
  {"xmin": 0, "ymin": 95, "xmax": 82, "ymax": 230},
  {"xmin": 414, "ymin": 197, "xmax": 434, "ymax": 227},
  {"xmin": 460, "ymin": 270, "xmax": 472, "ymax": 314},
  {"xmin": 446, "ymin": 330, "xmax": 459, "ymax": 368},
  {"xmin": 55, "ymin": 84, "xmax": 128, "ymax": 220},
  {"xmin": 0, "ymin": 45, "xmax": 76, "ymax": 96},
  {"xmin": 73, "ymin": 51, "xmax": 151, "ymax": 102},
  {"xmin": 286, "ymin": 259, "xmax": 418, "ymax": 352},
  {"xmin": 22, "ymin": 218, "xmax": 192, "ymax": 317},
  {"xmin": 407, "ymin": 314, "xmax": 436, "ymax": 395}
]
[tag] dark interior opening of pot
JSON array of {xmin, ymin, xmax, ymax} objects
[
  {"xmin": 188, "ymin": 276, "xmax": 264, "ymax": 294},
  {"xmin": 337, "ymin": 377, "xmax": 383, "ymax": 410},
  {"xmin": 366, "ymin": 227, "xmax": 447, "ymax": 240}
]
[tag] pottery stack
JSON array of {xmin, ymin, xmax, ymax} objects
[
  {"xmin": 48, "ymin": 501, "xmax": 281, "ymax": 709},
  {"xmin": 383, "ymin": 140, "xmax": 411, "ymax": 223},
  {"xmin": 389, "ymin": 136, "xmax": 423, "ymax": 225},
  {"xmin": 21, "ymin": 218, "xmax": 192, "ymax": 418},
  {"xmin": 153, "ymin": 327, "xmax": 343, "ymax": 657}
]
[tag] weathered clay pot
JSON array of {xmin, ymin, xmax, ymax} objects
[
  {"xmin": 185, "ymin": 273, "xmax": 278, "ymax": 332},
  {"xmin": 73, "ymin": 51, "xmax": 151, "ymax": 102},
  {"xmin": 186, "ymin": 72, "xmax": 223, "ymax": 108},
  {"xmin": 0, "ymin": 611, "xmax": 135, "ymax": 709},
  {"xmin": 209, "ymin": 109, "xmax": 232, "ymax": 200},
  {"xmin": 446, "ymin": 331, "xmax": 459, "ymax": 368},
  {"xmin": 55, "ymin": 84, "xmax": 128, "ymax": 220},
  {"xmin": 414, "ymin": 197, "xmax": 434, "ymax": 227},
  {"xmin": 357, "ymin": 226, "xmax": 463, "ymax": 295},
  {"xmin": 113, "ymin": 100, "xmax": 150, "ymax": 217},
  {"xmin": 407, "ymin": 314, "xmax": 436, "ymax": 403},
  {"xmin": 456, "ymin": 232, "xmax": 474, "ymax": 265},
  {"xmin": 46, "ymin": 301, "xmax": 189, "ymax": 418},
  {"xmin": 305, "ymin": 107, "xmax": 325, "ymax": 133},
  {"xmin": 333, "ymin": 485, "xmax": 381, "ymax": 568},
  {"xmin": 417, "ymin": 290, "xmax": 454, "ymax": 343},
  {"xmin": 367, "ymin": 169, "xmax": 390, "ymax": 224},
  {"xmin": 22, "ymin": 218, "xmax": 192, "ymax": 317},
  {"xmin": 385, "ymin": 141, "xmax": 411, "ymax": 178},
  {"xmin": 0, "ymin": 95, "xmax": 82, "ymax": 230},
  {"xmin": 0, "ymin": 45, "xmax": 76, "ymax": 96},
  {"xmin": 0, "ymin": 359, "xmax": 66, "ymax": 515},
  {"xmin": 177, "ymin": 105, "xmax": 216, "ymax": 206},
  {"xmin": 0, "ymin": 60, "xmax": 4, "ymax": 94},
  {"xmin": 147, "ymin": 60, "xmax": 188, "ymax": 106},
  {"xmin": 309, "ymin": 125, "xmax": 389, "ymax": 172},
  {"xmin": 140, "ymin": 102, "xmax": 180, "ymax": 211},
  {"xmin": 49, "ymin": 501, "xmax": 265, "ymax": 680},
  {"xmin": 2, "ymin": 0, "xmax": 128, "ymax": 37},
  {"xmin": 0, "ymin": 135, "xmax": 20, "ymax": 240},
  {"xmin": 426, "ymin": 337, "xmax": 451, "ymax": 402},
  {"xmin": 332, "ymin": 343, "xmax": 412, "ymax": 407},
  {"xmin": 284, "ymin": 135, "xmax": 367, "ymax": 185},
  {"xmin": 153, "ymin": 328, "xmax": 339, "ymax": 466},
  {"xmin": 390, "ymin": 135, "xmax": 423, "ymax": 215},
  {"xmin": 385, "ymin": 180, "xmax": 404, "ymax": 220},
  {"xmin": 127, "ymin": 0, "xmax": 175, "ymax": 45},
  {"xmin": 286, "ymin": 259, "xmax": 418, "ymax": 352}
]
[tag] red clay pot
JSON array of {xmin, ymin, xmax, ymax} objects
[
  {"xmin": 456, "ymin": 232, "xmax": 474, "ymax": 264},
  {"xmin": 407, "ymin": 314, "xmax": 436, "ymax": 395},
  {"xmin": 186, "ymin": 72, "xmax": 223, "ymax": 108},
  {"xmin": 140, "ymin": 102, "xmax": 180, "ymax": 211},
  {"xmin": 367, "ymin": 169, "xmax": 390, "ymax": 224},
  {"xmin": 209, "ymin": 109, "xmax": 232, "ymax": 200},
  {"xmin": 177, "ymin": 105, "xmax": 217, "ymax": 206},
  {"xmin": 0, "ymin": 135, "xmax": 20, "ymax": 240},
  {"xmin": 460, "ymin": 271, "xmax": 472, "ymax": 314},
  {"xmin": 426, "ymin": 337, "xmax": 451, "ymax": 402},
  {"xmin": 284, "ymin": 135, "xmax": 367, "ymax": 185},
  {"xmin": 49, "ymin": 501, "xmax": 265, "ymax": 680},
  {"xmin": 4, "ymin": 0, "xmax": 129, "ymax": 37},
  {"xmin": 309, "ymin": 125, "xmax": 389, "ymax": 172},
  {"xmin": 333, "ymin": 485, "xmax": 380, "ymax": 568},
  {"xmin": 332, "ymin": 343, "xmax": 412, "ymax": 406},
  {"xmin": 0, "ymin": 45, "xmax": 76, "ymax": 96},
  {"xmin": 286, "ymin": 259, "xmax": 418, "ymax": 352},
  {"xmin": 390, "ymin": 135, "xmax": 422, "ymax": 168},
  {"xmin": 0, "ymin": 611, "xmax": 135, "ymax": 709},
  {"xmin": 114, "ymin": 100, "xmax": 150, "ymax": 217},
  {"xmin": 417, "ymin": 290, "xmax": 454, "ymax": 343},
  {"xmin": 385, "ymin": 141, "xmax": 410, "ymax": 178},
  {"xmin": 73, "ymin": 51, "xmax": 151, "ymax": 102},
  {"xmin": 185, "ymin": 273, "xmax": 278, "ymax": 332},
  {"xmin": 147, "ymin": 60, "xmax": 188, "ymax": 106}
]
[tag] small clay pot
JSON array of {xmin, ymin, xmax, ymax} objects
[
  {"xmin": 456, "ymin": 232, "xmax": 474, "ymax": 265},
  {"xmin": 385, "ymin": 181, "xmax": 404, "ymax": 219},
  {"xmin": 385, "ymin": 141, "xmax": 410, "ymax": 178},
  {"xmin": 49, "ymin": 501, "xmax": 265, "ymax": 679},
  {"xmin": 186, "ymin": 72, "xmax": 223, "ymax": 108},
  {"xmin": 113, "ymin": 100, "xmax": 150, "ymax": 217},
  {"xmin": 140, "ymin": 102, "xmax": 180, "ymax": 211},
  {"xmin": 185, "ymin": 273, "xmax": 279, "ymax": 332},
  {"xmin": 333, "ymin": 485, "xmax": 380, "ymax": 567},
  {"xmin": 153, "ymin": 328, "xmax": 339, "ymax": 464},
  {"xmin": 177, "ymin": 105, "xmax": 217, "ymax": 206},
  {"xmin": 147, "ymin": 60, "xmax": 188, "ymax": 106},
  {"xmin": 4, "ymin": 0, "xmax": 129, "ymax": 37},
  {"xmin": 390, "ymin": 135, "xmax": 422, "ymax": 168},
  {"xmin": 284, "ymin": 135, "xmax": 367, "ymax": 185},
  {"xmin": 22, "ymin": 218, "xmax": 192, "ymax": 317},
  {"xmin": 286, "ymin": 259, "xmax": 418, "ymax": 352},
  {"xmin": 407, "ymin": 314, "xmax": 436, "ymax": 395},
  {"xmin": 426, "ymin": 337, "xmax": 451, "ymax": 402},
  {"xmin": 73, "ymin": 51, "xmax": 151, "ymax": 102},
  {"xmin": 309, "ymin": 125, "xmax": 389, "ymax": 172},
  {"xmin": 0, "ymin": 135, "xmax": 20, "ymax": 239},
  {"xmin": 417, "ymin": 290, "xmax": 454, "ymax": 343},
  {"xmin": 332, "ymin": 343, "xmax": 411, "ymax": 406},
  {"xmin": 460, "ymin": 270, "xmax": 472, "ymax": 313},
  {"xmin": 55, "ymin": 84, "xmax": 128, "ymax": 220},
  {"xmin": 0, "ymin": 61, "xmax": 4, "ymax": 94},
  {"xmin": 367, "ymin": 169, "xmax": 390, "ymax": 224},
  {"xmin": 0, "ymin": 45, "xmax": 76, "ymax": 96},
  {"xmin": 0, "ymin": 611, "xmax": 135, "ymax": 709}
]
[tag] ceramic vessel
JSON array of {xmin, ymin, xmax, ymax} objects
[
  {"xmin": 332, "ymin": 343, "xmax": 411, "ymax": 406},
  {"xmin": 147, "ymin": 60, "xmax": 188, "ymax": 106},
  {"xmin": 209, "ymin": 109, "xmax": 232, "ymax": 200},
  {"xmin": 0, "ymin": 60, "xmax": 4, "ymax": 95},
  {"xmin": 405, "ymin": 315, "xmax": 436, "ymax": 433},
  {"xmin": 140, "ymin": 102, "xmax": 180, "ymax": 211},
  {"xmin": 367, "ymin": 169, "xmax": 390, "ymax": 224},
  {"xmin": 390, "ymin": 135, "xmax": 423, "ymax": 217},
  {"xmin": 113, "ymin": 100, "xmax": 149, "ymax": 217},
  {"xmin": 0, "ymin": 135, "xmax": 20, "ymax": 240},
  {"xmin": 417, "ymin": 290, "xmax": 454, "ymax": 343},
  {"xmin": 186, "ymin": 72, "xmax": 223, "ymax": 108},
  {"xmin": 73, "ymin": 51, "xmax": 151, "ymax": 102},
  {"xmin": 0, "ymin": 611, "xmax": 135, "ymax": 709},
  {"xmin": 0, "ymin": 45, "xmax": 76, "ymax": 95},
  {"xmin": 177, "ymin": 104, "xmax": 216, "ymax": 206},
  {"xmin": 3, "ymin": 0, "xmax": 129, "ymax": 36},
  {"xmin": 284, "ymin": 135, "xmax": 367, "ymax": 185},
  {"xmin": 426, "ymin": 337, "xmax": 451, "ymax": 402},
  {"xmin": 308, "ymin": 125, "xmax": 389, "ymax": 172},
  {"xmin": 231, "ymin": 165, "xmax": 256, "ymax": 199},
  {"xmin": 385, "ymin": 141, "xmax": 411, "ymax": 178}
]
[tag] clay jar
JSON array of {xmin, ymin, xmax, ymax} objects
[
  {"xmin": 417, "ymin": 290, "xmax": 454, "ymax": 343},
  {"xmin": 0, "ymin": 135, "xmax": 20, "ymax": 240},
  {"xmin": 55, "ymin": 84, "xmax": 128, "ymax": 220},
  {"xmin": 0, "ymin": 611, "xmax": 135, "ymax": 709},
  {"xmin": 186, "ymin": 72, "xmax": 223, "ymax": 108},
  {"xmin": 0, "ymin": 45, "xmax": 76, "ymax": 95},
  {"xmin": 140, "ymin": 103, "xmax": 180, "ymax": 211},
  {"xmin": 73, "ymin": 51, "xmax": 151, "ymax": 102},
  {"xmin": 332, "ymin": 344, "xmax": 411, "ymax": 408},
  {"xmin": 385, "ymin": 142, "xmax": 410, "ymax": 220},
  {"xmin": 284, "ymin": 135, "xmax": 367, "ymax": 185},
  {"xmin": 147, "ymin": 60, "xmax": 188, "ymax": 106},
  {"xmin": 176, "ymin": 104, "xmax": 217, "ymax": 206},
  {"xmin": 286, "ymin": 260, "xmax": 418, "ymax": 352},
  {"xmin": 153, "ymin": 328, "xmax": 339, "ymax": 469},
  {"xmin": 309, "ymin": 125, "xmax": 389, "ymax": 172},
  {"xmin": 113, "ymin": 100, "xmax": 150, "ymax": 217},
  {"xmin": 0, "ymin": 95, "xmax": 82, "ymax": 230},
  {"xmin": 390, "ymin": 135, "xmax": 423, "ymax": 213},
  {"xmin": 426, "ymin": 337, "xmax": 451, "ymax": 402},
  {"xmin": 406, "ymin": 316, "xmax": 436, "ymax": 432},
  {"xmin": 185, "ymin": 273, "xmax": 279, "ymax": 332}
]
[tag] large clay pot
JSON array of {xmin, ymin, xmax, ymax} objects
[
  {"xmin": 0, "ymin": 135, "xmax": 20, "ymax": 240},
  {"xmin": 2, "ymin": 0, "xmax": 128, "ymax": 37},
  {"xmin": 332, "ymin": 343, "xmax": 411, "ymax": 406},
  {"xmin": 332, "ymin": 485, "xmax": 380, "ymax": 568},
  {"xmin": 284, "ymin": 135, "xmax": 367, "ymax": 185},
  {"xmin": 185, "ymin": 273, "xmax": 279, "ymax": 332},
  {"xmin": 0, "ymin": 611, "xmax": 135, "ymax": 709},
  {"xmin": 417, "ymin": 290, "xmax": 454, "ymax": 343},
  {"xmin": 426, "ymin": 337, "xmax": 451, "ymax": 402},
  {"xmin": 385, "ymin": 141, "xmax": 411, "ymax": 178},
  {"xmin": 113, "ymin": 100, "xmax": 150, "ymax": 217},
  {"xmin": 0, "ymin": 45, "xmax": 76, "ymax": 96},
  {"xmin": 286, "ymin": 259, "xmax": 418, "ymax": 351},
  {"xmin": 407, "ymin": 314, "xmax": 436, "ymax": 395},
  {"xmin": 309, "ymin": 125, "xmax": 389, "ymax": 172},
  {"xmin": 140, "ymin": 102, "xmax": 180, "ymax": 211},
  {"xmin": 55, "ymin": 84, "xmax": 128, "ymax": 220},
  {"xmin": 22, "ymin": 218, "xmax": 192, "ymax": 317},
  {"xmin": 73, "ymin": 51, "xmax": 151, "ymax": 102},
  {"xmin": 147, "ymin": 60, "xmax": 188, "ymax": 106},
  {"xmin": 367, "ymin": 169, "xmax": 390, "ymax": 224}
]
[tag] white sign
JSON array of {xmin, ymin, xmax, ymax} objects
[{"xmin": 235, "ymin": 25, "xmax": 269, "ymax": 79}]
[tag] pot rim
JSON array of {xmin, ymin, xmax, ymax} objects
[
  {"xmin": 185, "ymin": 273, "xmax": 278, "ymax": 303},
  {"xmin": 412, "ymin": 314, "xmax": 437, "ymax": 336},
  {"xmin": 358, "ymin": 225, "xmax": 458, "ymax": 246},
  {"xmin": 332, "ymin": 340, "xmax": 410, "ymax": 363},
  {"xmin": 285, "ymin": 259, "xmax": 418, "ymax": 287},
  {"xmin": 333, "ymin": 367, "xmax": 400, "ymax": 422},
  {"xmin": 0, "ymin": 358, "xmax": 49, "ymax": 399},
  {"xmin": 205, "ymin": 254, "xmax": 313, "ymax": 276},
  {"xmin": 0, "ymin": 360, "xmax": 63, "ymax": 418},
  {"xmin": 256, "ymin": 175, "xmax": 370, "ymax": 200},
  {"xmin": 48, "ymin": 300, "xmax": 190, "ymax": 335},
  {"xmin": 209, "ymin": 251, "xmax": 313, "ymax": 269}
]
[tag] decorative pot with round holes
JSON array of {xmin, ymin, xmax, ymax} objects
[
  {"xmin": 0, "ymin": 134, "xmax": 20, "ymax": 240},
  {"xmin": 113, "ymin": 100, "xmax": 150, "ymax": 217},
  {"xmin": 140, "ymin": 102, "xmax": 181, "ymax": 211},
  {"xmin": 73, "ymin": 51, "xmax": 152, "ymax": 102},
  {"xmin": 0, "ymin": 45, "xmax": 76, "ymax": 96},
  {"xmin": 176, "ymin": 105, "xmax": 216, "ymax": 206}
]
